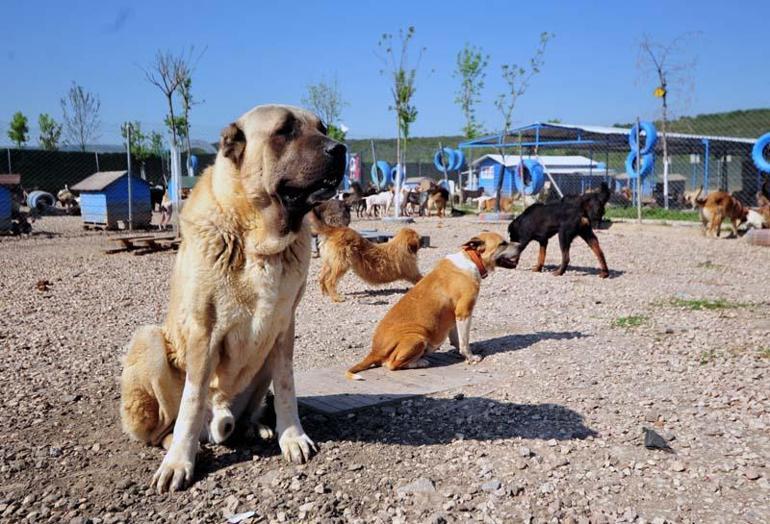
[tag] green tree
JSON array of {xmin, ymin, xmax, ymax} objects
[
  {"xmin": 38, "ymin": 113, "xmax": 62, "ymax": 150},
  {"xmin": 164, "ymin": 115, "xmax": 188, "ymax": 142},
  {"xmin": 302, "ymin": 77, "xmax": 347, "ymax": 138},
  {"xmin": 326, "ymin": 124, "xmax": 346, "ymax": 142},
  {"xmin": 454, "ymin": 44, "xmax": 489, "ymax": 139},
  {"xmin": 378, "ymin": 26, "xmax": 424, "ymax": 216},
  {"xmin": 148, "ymin": 131, "xmax": 165, "ymax": 157},
  {"xmin": 493, "ymin": 32, "xmax": 553, "ymax": 211},
  {"xmin": 8, "ymin": 112, "xmax": 29, "ymax": 148}
]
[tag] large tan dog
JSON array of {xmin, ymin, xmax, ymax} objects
[
  {"xmin": 346, "ymin": 232, "xmax": 517, "ymax": 378},
  {"xmin": 695, "ymin": 191, "xmax": 749, "ymax": 237},
  {"xmin": 309, "ymin": 210, "xmax": 423, "ymax": 302},
  {"xmin": 120, "ymin": 105, "xmax": 345, "ymax": 493}
]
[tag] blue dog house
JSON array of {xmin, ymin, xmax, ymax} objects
[
  {"xmin": 0, "ymin": 186, "xmax": 11, "ymax": 230},
  {"xmin": 72, "ymin": 171, "xmax": 152, "ymax": 229}
]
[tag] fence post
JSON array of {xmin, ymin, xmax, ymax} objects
[
  {"xmin": 126, "ymin": 123, "xmax": 133, "ymax": 231},
  {"xmin": 94, "ymin": 151, "xmax": 100, "ymax": 172},
  {"xmin": 636, "ymin": 117, "xmax": 642, "ymax": 224},
  {"xmin": 170, "ymin": 143, "xmax": 182, "ymax": 237},
  {"xmin": 6, "ymin": 148, "xmax": 11, "ymax": 174}
]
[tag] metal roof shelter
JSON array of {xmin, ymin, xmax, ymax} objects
[
  {"xmin": 457, "ymin": 122, "xmax": 756, "ymax": 156},
  {"xmin": 459, "ymin": 123, "xmax": 760, "ymax": 197}
]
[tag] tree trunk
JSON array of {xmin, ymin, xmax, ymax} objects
[{"xmin": 661, "ymin": 91, "xmax": 669, "ymax": 209}]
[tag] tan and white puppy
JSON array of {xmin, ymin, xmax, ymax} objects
[
  {"xmin": 120, "ymin": 105, "xmax": 345, "ymax": 493},
  {"xmin": 346, "ymin": 232, "xmax": 517, "ymax": 378}
]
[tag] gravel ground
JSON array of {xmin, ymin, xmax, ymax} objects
[{"xmin": 0, "ymin": 214, "xmax": 768, "ymax": 524}]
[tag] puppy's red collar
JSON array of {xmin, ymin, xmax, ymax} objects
[{"xmin": 463, "ymin": 246, "xmax": 488, "ymax": 279}]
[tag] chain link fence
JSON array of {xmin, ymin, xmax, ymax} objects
[{"xmin": 1, "ymin": 111, "xmax": 768, "ymax": 237}]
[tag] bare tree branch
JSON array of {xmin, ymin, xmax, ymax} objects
[{"xmin": 60, "ymin": 82, "xmax": 101, "ymax": 151}]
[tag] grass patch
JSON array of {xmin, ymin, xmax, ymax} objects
[
  {"xmin": 669, "ymin": 298, "xmax": 745, "ymax": 310},
  {"xmin": 757, "ymin": 348, "xmax": 770, "ymax": 360},
  {"xmin": 696, "ymin": 260, "xmax": 723, "ymax": 270},
  {"xmin": 613, "ymin": 315, "xmax": 648, "ymax": 328},
  {"xmin": 699, "ymin": 349, "xmax": 717, "ymax": 365},
  {"xmin": 605, "ymin": 207, "xmax": 700, "ymax": 222}
]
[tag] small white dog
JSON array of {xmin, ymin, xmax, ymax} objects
[{"xmin": 366, "ymin": 190, "xmax": 394, "ymax": 217}]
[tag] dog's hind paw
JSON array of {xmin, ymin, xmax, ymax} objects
[
  {"xmin": 598, "ymin": 271, "xmax": 609, "ymax": 279},
  {"xmin": 257, "ymin": 423, "xmax": 275, "ymax": 441}
]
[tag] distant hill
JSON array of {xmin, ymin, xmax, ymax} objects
[
  {"xmin": 348, "ymin": 108, "xmax": 770, "ymax": 164},
  {"xmin": 614, "ymin": 108, "xmax": 770, "ymax": 139}
]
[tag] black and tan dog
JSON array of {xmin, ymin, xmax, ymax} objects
[{"xmin": 507, "ymin": 183, "xmax": 610, "ymax": 278}]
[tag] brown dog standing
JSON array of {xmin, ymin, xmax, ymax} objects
[
  {"xmin": 310, "ymin": 210, "xmax": 422, "ymax": 302},
  {"xmin": 346, "ymin": 232, "xmax": 517, "ymax": 378},
  {"xmin": 696, "ymin": 191, "xmax": 748, "ymax": 237}
]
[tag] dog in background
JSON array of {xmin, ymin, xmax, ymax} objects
[
  {"xmin": 119, "ymin": 105, "xmax": 345, "ymax": 494},
  {"xmin": 695, "ymin": 191, "xmax": 748, "ymax": 237},
  {"xmin": 310, "ymin": 199, "xmax": 351, "ymax": 257},
  {"xmin": 681, "ymin": 186, "xmax": 703, "ymax": 209},
  {"xmin": 757, "ymin": 175, "xmax": 770, "ymax": 207},
  {"xmin": 309, "ymin": 210, "xmax": 423, "ymax": 302},
  {"xmin": 346, "ymin": 232, "xmax": 518, "ymax": 378},
  {"xmin": 366, "ymin": 189, "xmax": 394, "ymax": 217},
  {"xmin": 426, "ymin": 185, "xmax": 449, "ymax": 217},
  {"xmin": 508, "ymin": 196, "xmax": 610, "ymax": 278}
]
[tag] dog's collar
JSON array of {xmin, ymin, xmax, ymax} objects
[{"xmin": 463, "ymin": 246, "xmax": 488, "ymax": 279}]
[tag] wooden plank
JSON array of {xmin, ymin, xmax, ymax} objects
[{"xmin": 296, "ymin": 351, "xmax": 500, "ymax": 415}]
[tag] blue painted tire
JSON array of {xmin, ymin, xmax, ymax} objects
[
  {"xmin": 752, "ymin": 132, "xmax": 770, "ymax": 173},
  {"xmin": 27, "ymin": 190, "xmax": 55, "ymax": 210},
  {"xmin": 514, "ymin": 159, "xmax": 545, "ymax": 195},
  {"xmin": 625, "ymin": 151, "xmax": 654, "ymax": 179},
  {"xmin": 391, "ymin": 165, "xmax": 406, "ymax": 185},
  {"xmin": 451, "ymin": 149, "xmax": 465, "ymax": 171},
  {"xmin": 371, "ymin": 160, "xmax": 392, "ymax": 187},
  {"xmin": 628, "ymin": 122, "xmax": 658, "ymax": 155},
  {"xmin": 433, "ymin": 148, "xmax": 456, "ymax": 172}
]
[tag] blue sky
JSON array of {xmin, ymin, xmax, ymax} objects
[{"xmin": 1, "ymin": 0, "xmax": 768, "ymax": 145}]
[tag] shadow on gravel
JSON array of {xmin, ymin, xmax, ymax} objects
[
  {"xmin": 306, "ymin": 397, "xmax": 597, "ymax": 445},
  {"xmin": 347, "ymin": 287, "xmax": 411, "ymax": 297},
  {"xmin": 479, "ymin": 331, "xmax": 587, "ymax": 357},
  {"xmin": 537, "ymin": 264, "xmax": 625, "ymax": 278}
]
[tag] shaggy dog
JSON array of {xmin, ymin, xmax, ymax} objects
[
  {"xmin": 309, "ymin": 210, "xmax": 422, "ymax": 302},
  {"xmin": 119, "ymin": 105, "xmax": 345, "ymax": 493},
  {"xmin": 695, "ymin": 191, "xmax": 749, "ymax": 237}
]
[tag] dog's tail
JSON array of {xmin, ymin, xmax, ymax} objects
[
  {"xmin": 693, "ymin": 186, "xmax": 706, "ymax": 207},
  {"xmin": 307, "ymin": 207, "xmax": 335, "ymax": 236},
  {"xmin": 345, "ymin": 352, "xmax": 381, "ymax": 381}
]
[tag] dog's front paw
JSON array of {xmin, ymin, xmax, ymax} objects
[
  {"xmin": 279, "ymin": 430, "xmax": 317, "ymax": 464},
  {"xmin": 598, "ymin": 271, "xmax": 609, "ymax": 279},
  {"xmin": 464, "ymin": 354, "xmax": 483, "ymax": 364},
  {"xmin": 257, "ymin": 423, "xmax": 275, "ymax": 441},
  {"xmin": 150, "ymin": 453, "xmax": 195, "ymax": 494}
]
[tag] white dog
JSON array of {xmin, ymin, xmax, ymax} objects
[{"xmin": 366, "ymin": 190, "xmax": 394, "ymax": 217}]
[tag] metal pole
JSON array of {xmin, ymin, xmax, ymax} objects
[
  {"xmin": 94, "ymin": 151, "xmax": 100, "ymax": 172},
  {"xmin": 126, "ymin": 124, "xmax": 133, "ymax": 231},
  {"xmin": 6, "ymin": 148, "xmax": 11, "ymax": 174},
  {"xmin": 370, "ymin": 140, "xmax": 379, "ymax": 191},
  {"xmin": 636, "ymin": 117, "xmax": 642, "ymax": 224}
]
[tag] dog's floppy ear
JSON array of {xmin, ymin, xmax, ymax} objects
[
  {"xmin": 220, "ymin": 122, "xmax": 246, "ymax": 165},
  {"xmin": 408, "ymin": 233, "xmax": 420, "ymax": 254},
  {"xmin": 463, "ymin": 236, "xmax": 486, "ymax": 253}
]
